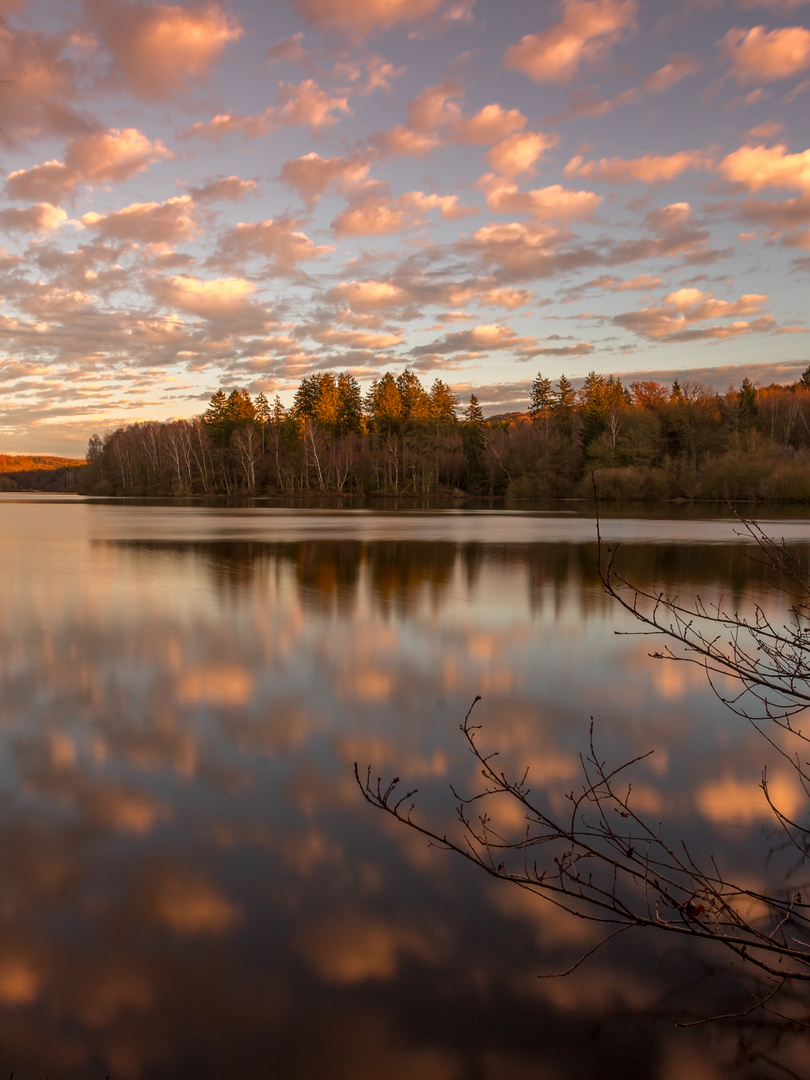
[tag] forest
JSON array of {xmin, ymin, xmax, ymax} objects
[
  {"xmin": 76, "ymin": 367, "xmax": 810, "ymax": 501},
  {"xmin": 0, "ymin": 454, "xmax": 84, "ymax": 492}
]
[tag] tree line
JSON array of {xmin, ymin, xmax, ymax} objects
[{"xmin": 77, "ymin": 366, "xmax": 810, "ymax": 500}]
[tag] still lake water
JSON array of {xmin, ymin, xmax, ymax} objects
[{"xmin": 1, "ymin": 494, "xmax": 809, "ymax": 1078}]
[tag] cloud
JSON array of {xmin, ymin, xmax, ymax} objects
[
  {"xmin": 504, "ymin": 0, "xmax": 638, "ymax": 83},
  {"xmin": 279, "ymin": 152, "xmax": 372, "ymax": 205},
  {"xmin": 326, "ymin": 279, "xmax": 412, "ymax": 311},
  {"xmin": 81, "ymin": 197, "xmax": 198, "ymax": 245},
  {"xmin": 0, "ymin": 24, "xmax": 91, "ymax": 143},
  {"xmin": 568, "ymin": 85, "xmax": 639, "ymax": 116},
  {"xmin": 289, "ymin": 0, "xmax": 458, "ymax": 37},
  {"xmin": 719, "ymin": 25, "xmax": 810, "ymax": 84},
  {"xmin": 643, "ymin": 54, "xmax": 701, "ymax": 93},
  {"xmin": 486, "ymin": 132, "xmax": 560, "ymax": 177},
  {"xmin": 186, "ymin": 176, "xmax": 260, "ymax": 204},
  {"xmin": 747, "ymin": 120, "xmax": 784, "ymax": 138},
  {"xmin": 737, "ymin": 0, "xmax": 810, "ymax": 7},
  {"xmin": 87, "ymin": 0, "xmax": 243, "ymax": 100},
  {"xmin": 411, "ymin": 323, "xmax": 537, "ymax": 356},
  {"xmin": 613, "ymin": 287, "xmax": 775, "ymax": 341},
  {"xmin": 374, "ymin": 126, "xmax": 440, "ymax": 156},
  {"xmin": 476, "ymin": 286, "xmax": 535, "ymax": 309},
  {"xmin": 480, "ymin": 177, "xmax": 601, "ymax": 221},
  {"xmin": 564, "ymin": 150, "xmax": 711, "ymax": 183},
  {"xmin": 0, "ymin": 203, "xmax": 68, "ymax": 233},
  {"xmin": 209, "ymin": 218, "xmax": 334, "ymax": 274},
  {"xmin": 452, "ymin": 104, "xmax": 527, "ymax": 145},
  {"xmin": 720, "ymin": 192, "xmax": 810, "ymax": 247},
  {"xmin": 309, "ymin": 328, "xmax": 404, "ymax": 348},
  {"xmin": 405, "ymin": 78, "xmax": 463, "ymax": 133},
  {"xmin": 717, "ymin": 142, "xmax": 810, "ymax": 191},
  {"xmin": 332, "ymin": 191, "xmax": 476, "ymax": 236},
  {"xmin": 5, "ymin": 129, "xmax": 171, "ymax": 203},
  {"xmin": 147, "ymin": 274, "xmax": 258, "ymax": 322},
  {"xmin": 576, "ymin": 273, "xmax": 664, "ymax": 292},
  {"xmin": 185, "ymin": 79, "xmax": 351, "ymax": 139}
]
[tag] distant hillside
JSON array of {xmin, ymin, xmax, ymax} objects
[
  {"xmin": 0, "ymin": 454, "xmax": 84, "ymax": 473},
  {"xmin": 0, "ymin": 454, "xmax": 84, "ymax": 493}
]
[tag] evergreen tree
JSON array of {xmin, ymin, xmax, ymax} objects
[
  {"xmin": 227, "ymin": 388, "xmax": 256, "ymax": 426},
  {"xmin": 255, "ymin": 392, "xmax": 271, "ymax": 427},
  {"xmin": 203, "ymin": 389, "xmax": 230, "ymax": 446},
  {"xmin": 736, "ymin": 376, "xmax": 758, "ymax": 427},
  {"xmin": 271, "ymin": 395, "xmax": 286, "ymax": 424},
  {"xmin": 462, "ymin": 394, "xmax": 487, "ymax": 477},
  {"xmin": 429, "ymin": 379, "xmax": 459, "ymax": 425},
  {"xmin": 529, "ymin": 374, "xmax": 554, "ymax": 423},
  {"xmin": 366, "ymin": 373, "xmax": 403, "ymax": 435},
  {"xmin": 337, "ymin": 372, "xmax": 364, "ymax": 435},
  {"xmin": 554, "ymin": 375, "xmax": 575, "ymax": 414},
  {"xmin": 397, "ymin": 369, "xmax": 431, "ymax": 422}
]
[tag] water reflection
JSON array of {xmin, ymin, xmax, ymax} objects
[{"xmin": 0, "ymin": 500, "xmax": 807, "ymax": 1077}]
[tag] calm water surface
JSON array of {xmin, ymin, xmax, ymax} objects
[{"xmin": 0, "ymin": 494, "xmax": 808, "ymax": 1078}]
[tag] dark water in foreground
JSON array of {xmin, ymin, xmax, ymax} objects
[{"xmin": 0, "ymin": 495, "xmax": 808, "ymax": 1079}]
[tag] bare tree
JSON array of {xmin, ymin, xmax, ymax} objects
[{"xmin": 357, "ymin": 515, "xmax": 810, "ymax": 1015}]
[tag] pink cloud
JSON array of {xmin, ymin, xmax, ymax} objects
[
  {"xmin": 310, "ymin": 328, "xmax": 404, "ymax": 348},
  {"xmin": 290, "ymin": 0, "xmax": 458, "ymax": 36},
  {"xmin": 0, "ymin": 203, "xmax": 68, "ymax": 233},
  {"xmin": 411, "ymin": 323, "xmax": 538, "ymax": 356},
  {"xmin": 6, "ymin": 128, "xmax": 171, "ymax": 204},
  {"xmin": 332, "ymin": 190, "xmax": 476, "ymax": 236},
  {"xmin": 374, "ymin": 126, "xmax": 440, "ymax": 156},
  {"xmin": 185, "ymin": 79, "xmax": 351, "ymax": 139},
  {"xmin": 588, "ymin": 273, "xmax": 664, "ymax": 291},
  {"xmin": 719, "ymin": 25, "xmax": 810, "ymax": 84},
  {"xmin": 481, "ymin": 177, "xmax": 601, "ymax": 221},
  {"xmin": 643, "ymin": 54, "xmax": 700, "ymax": 93},
  {"xmin": 504, "ymin": 0, "xmax": 638, "ymax": 83},
  {"xmin": 452, "ymin": 104, "xmax": 527, "ymax": 145},
  {"xmin": 186, "ymin": 176, "xmax": 260, "ymax": 204},
  {"xmin": 87, "ymin": 0, "xmax": 242, "ymax": 100},
  {"xmin": 746, "ymin": 120, "xmax": 784, "ymax": 137},
  {"xmin": 0, "ymin": 24, "xmax": 91, "ymax": 143},
  {"xmin": 80, "ymin": 197, "xmax": 198, "ymax": 245},
  {"xmin": 614, "ymin": 287, "xmax": 775, "ymax": 340},
  {"xmin": 279, "ymin": 152, "xmax": 372, "ymax": 205},
  {"xmin": 737, "ymin": 0, "xmax": 810, "ymax": 9},
  {"xmin": 564, "ymin": 150, "xmax": 711, "ymax": 183},
  {"xmin": 209, "ymin": 218, "xmax": 334, "ymax": 274},
  {"xmin": 568, "ymin": 85, "xmax": 639, "ymax": 116},
  {"xmin": 486, "ymin": 132, "xmax": 560, "ymax": 177},
  {"xmin": 326, "ymin": 279, "xmax": 412, "ymax": 311},
  {"xmin": 406, "ymin": 78, "xmax": 463, "ymax": 133},
  {"xmin": 149, "ymin": 274, "xmax": 258, "ymax": 320},
  {"xmin": 476, "ymin": 286, "xmax": 535, "ymax": 309},
  {"xmin": 717, "ymin": 142, "xmax": 810, "ymax": 191}
]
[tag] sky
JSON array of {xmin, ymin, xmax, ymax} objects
[{"xmin": 1, "ymin": 0, "xmax": 809, "ymax": 456}]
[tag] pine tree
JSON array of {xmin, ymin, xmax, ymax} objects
[
  {"xmin": 462, "ymin": 395, "xmax": 487, "ymax": 480},
  {"xmin": 366, "ymin": 373, "xmax": 403, "ymax": 435},
  {"xmin": 429, "ymin": 379, "xmax": 459, "ymax": 425},
  {"xmin": 529, "ymin": 374, "xmax": 554, "ymax": 423},
  {"xmin": 337, "ymin": 372, "xmax": 364, "ymax": 435},
  {"xmin": 737, "ymin": 377, "xmax": 758, "ymax": 427},
  {"xmin": 397, "ymin": 369, "xmax": 431, "ymax": 422},
  {"xmin": 554, "ymin": 375, "xmax": 575, "ymax": 414}
]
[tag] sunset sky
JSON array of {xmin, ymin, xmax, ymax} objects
[{"xmin": 1, "ymin": 0, "xmax": 809, "ymax": 455}]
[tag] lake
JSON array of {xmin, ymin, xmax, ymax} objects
[{"xmin": 0, "ymin": 494, "xmax": 808, "ymax": 1079}]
